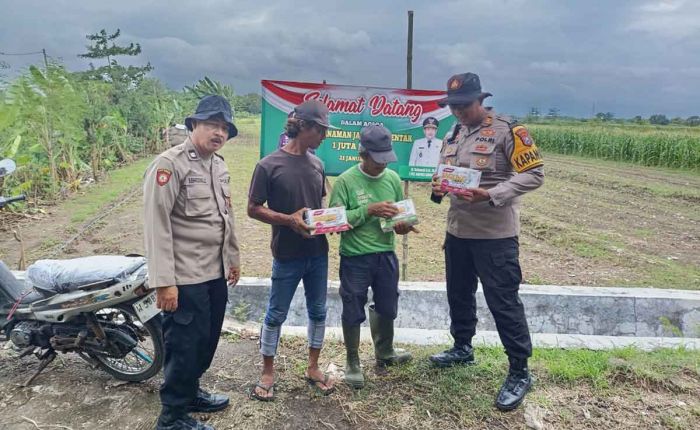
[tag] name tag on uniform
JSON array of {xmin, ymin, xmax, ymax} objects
[{"xmin": 187, "ymin": 176, "xmax": 208, "ymax": 185}]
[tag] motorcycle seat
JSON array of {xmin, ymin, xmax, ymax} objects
[{"xmin": 0, "ymin": 261, "xmax": 44, "ymax": 304}]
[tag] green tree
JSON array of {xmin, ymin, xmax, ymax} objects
[
  {"xmin": 595, "ymin": 112, "xmax": 614, "ymax": 122},
  {"xmin": 118, "ymin": 78, "xmax": 184, "ymax": 153},
  {"xmin": 649, "ymin": 114, "xmax": 670, "ymax": 125},
  {"xmin": 1, "ymin": 64, "xmax": 86, "ymax": 197},
  {"xmin": 686, "ymin": 116, "xmax": 700, "ymax": 127},
  {"xmin": 78, "ymin": 29, "xmax": 152, "ymax": 86},
  {"xmin": 236, "ymin": 93, "xmax": 262, "ymax": 114},
  {"xmin": 184, "ymin": 76, "xmax": 235, "ymax": 103}
]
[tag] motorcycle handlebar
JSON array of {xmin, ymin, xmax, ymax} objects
[{"xmin": 0, "ymin": 194, "xmax": 27, "ymax": 208}]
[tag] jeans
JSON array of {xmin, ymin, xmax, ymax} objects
[{"xmin": 260, "ymin": 254, "xmax": 329, "ymax": 356}]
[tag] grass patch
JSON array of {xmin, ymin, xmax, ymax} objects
[
  {"xmin": 64, "ymin": 157, "xmax": 153, "ymax": 224},
  {"xmin": 269, "ymin": 335, "xmax": 700, "ymax": 428}
]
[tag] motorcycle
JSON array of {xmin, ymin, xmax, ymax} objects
[{"xmin": 0, "ymin": 158, "xmax": 164, "ymax": 386}]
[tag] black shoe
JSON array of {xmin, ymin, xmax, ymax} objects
[
  {"xmin": 156, "ymin": 414, "xmax": 215, "ymax": 430},
  {"xmin": 495, "ymin": 366, "xmax": 533, "ymax": 411},
  {"xmin": 188, "ymin": 388, "xmax": 230, "ymax": 413},
  {"xmin": 429, "ymin": 345, "xmax": 475, "ymax": 368}
]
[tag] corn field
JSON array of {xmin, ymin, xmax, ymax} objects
[{"xmin": 529, "ymin": 124, "xmax": 700, "ymax": 170}]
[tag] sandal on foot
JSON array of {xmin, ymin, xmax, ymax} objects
[
  {"xmin": 247, "ymin": 382, "xmax": 275, "ymax": 402},
  {"xmin": 304, "ymin": 372, "xmax": 335, "ymax": 396}
]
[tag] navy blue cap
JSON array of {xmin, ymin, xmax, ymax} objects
[
  {"xmin": 185, "ymin": 95, "xmax": 238, "ymax": 139},
  {"xmin": 437, "ymin": 73, "xmax": 493, "ymax": 108}
]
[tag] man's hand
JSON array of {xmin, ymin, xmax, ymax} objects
[
  {"xmin": 368, "ymin": 201, "xmax": 400, "ymax": 219},
  {"xmin": 156, "ymin": 286, "xmax": 178, "ymax": 312},
  {"xmin": 394, "ymin": 222, "xmax": 419, "ymax": 235},
  {"xmin": 288, "ymin": 207, "xmax": 313, "ymax": 238},
  {"xmin": 227, "ymin": 266, "xmax": 241, "ymax": 287},
  {"xmin": 431, "ymin": 174, "xmax": 446, "ymax": 197},
  {"xmin": 456, "ymin": 188, "xmax": 490, "ymax": 203}
]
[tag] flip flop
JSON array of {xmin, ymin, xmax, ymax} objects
[
  {"xmin": 247, "ymin": 382, "xmax": 275, "ymax": 402},
  {"xmin": 304, "ymin": 372, "xmax": 335, "ymax": 396}
]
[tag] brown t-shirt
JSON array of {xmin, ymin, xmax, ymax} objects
[{"xmin": 248, "ymin": 149, "xmax": 329, "ymax": 261}]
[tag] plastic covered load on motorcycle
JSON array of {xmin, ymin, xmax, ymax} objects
[{"xmin": 27, "ymin": 255, "xmax": 146, "ymax": 293}]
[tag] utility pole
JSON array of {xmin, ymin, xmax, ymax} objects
[{"xmin": 42, "ymin": 48, "xmax": 49, "ymax": 71}]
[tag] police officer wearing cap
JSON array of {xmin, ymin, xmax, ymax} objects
[
  {"xmin": 409, "ymin": 117, "xmax": 443, "ymax": 167},
  {"xmin": 144, "ymin": 95, "xmax": 241, "ymax": 430},
  {"xmin": 429, "ymin": 73, "xmax": 544, "ymax": 411}
]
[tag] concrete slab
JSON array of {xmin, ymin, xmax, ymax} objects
[
  {"xmin": 229, "ymin": 278, "xmax": 700, "ymax": 339},
  {"xmin": 222, "ymin": 320, "xmax": 700, "ymax": 351}
]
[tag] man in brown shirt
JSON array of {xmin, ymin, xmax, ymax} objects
[
  {"xmin": 247, "ymin": 100, "xmax": 335, "ymax": 401},
  {"xmin": 144, "ymin": 95, "xmax": 240, "ymax": 430},
  {"xmin": 429, "ymin": 73, "xmax": 544, "ymax": 412}
]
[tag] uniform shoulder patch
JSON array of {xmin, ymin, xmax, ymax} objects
[
  {"xmin": 156, "ymin": 168, "xmax": 172, "ymax": 186},
  {"xmin": 510, "ymin": 125, "xmax": 543, "ymax": 173}
]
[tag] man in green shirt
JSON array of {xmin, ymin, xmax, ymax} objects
[{"xmin": 329, "ymin": 124, "xmax": 417, "ymax": 389}]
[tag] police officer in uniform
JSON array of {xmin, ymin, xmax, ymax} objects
[
  {"xmin": 429, "ymin": 73, "xmax": 544, "ymax": 411},
  {"xmin": 409, "ymin": 117, "xmax": 443, "ymax": 167},
  {"xmin": 144, "ymin": 95, "xmax": 241, "ymax": 430}
]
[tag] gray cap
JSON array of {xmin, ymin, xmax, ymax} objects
[
  {"xmin": 293, "ymin": 100, "xmax": 338, "ymax": 129},
  {"xmin": 359, "ymin": 124, "xmax": 397, "ymax": 164}
]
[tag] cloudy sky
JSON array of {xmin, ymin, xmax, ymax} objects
[{"xmin": 1, "ymin": 0, "xmax": 699, "ymax": 118}]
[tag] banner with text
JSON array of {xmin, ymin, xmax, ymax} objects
[{"xmin": 260, "ymin": 80, "xmax": 455, "ymax": 181}]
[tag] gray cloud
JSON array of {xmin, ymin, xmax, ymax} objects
[{"xmin": 1, "ymin": 0, "xmax": 698, "ymax": 117}]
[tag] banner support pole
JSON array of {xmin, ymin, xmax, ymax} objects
[{"xmin": 402, "ymin": 10, "xmax": 414, "ymax": 282}]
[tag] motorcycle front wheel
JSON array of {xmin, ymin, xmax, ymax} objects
[{"xmin": 90, "ymin": 303, "xmax": 164, "ymax": 382}]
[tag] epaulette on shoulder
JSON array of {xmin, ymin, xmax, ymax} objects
[
  {"xmin": 214, "ymin": 152, "xmax": 225, "ymax": 161},
  {"xmin": 160, "ymin": 144, "xmax": 186, "ymax": 161},
  {"xmin": 494, "ymin": 115, "xmax": 517, "ymax": 128}
]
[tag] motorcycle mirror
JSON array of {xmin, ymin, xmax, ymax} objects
[{"xmin": 0, "ymin": 159, "xmax": 17, "ymax": 178}]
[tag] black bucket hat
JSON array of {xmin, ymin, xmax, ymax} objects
[
  {"xmin": 185, "ymin": 95, "xmax": 238, "ymax": 139},
  {"xmin": 437, "ymin": 73, "xmax": 493, "ymax": 108}
]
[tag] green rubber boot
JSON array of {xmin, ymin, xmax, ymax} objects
[
  {"xmin": 368, "ymin": 305, "xmax": 412, "ymax": 367},
  {"xmin": 342, "ymin": 324, "xmax": 365, "ymax": 389}
]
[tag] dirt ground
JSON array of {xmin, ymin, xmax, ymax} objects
[{"xmin": 0, "ymin": 331, "xmax": 697, "ymax": 430}]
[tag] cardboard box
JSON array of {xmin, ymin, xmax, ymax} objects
[
  {"xmin": 305, "ymin": 207, "xmax": 351, "ymax": 235},
  {"xmin": 380, "ymin": 199, "xmax": 419, "ymax": 232},
  {"xmin": 436, "ymin": 164, "xmax": 482, "ymax": 195}
]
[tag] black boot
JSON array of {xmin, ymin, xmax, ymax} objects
[
  {"xmin": 342, "ymin": 324, "xmax": 365, "ymax": 389},
  {"xmin": 495, "ymin": 357, "xmax": 533, "ymax": 411},
  {"xmin": 368, "ymin": 306, "xmax": 412, "ymax": 367},
  {"xmin": 156, "ymin": 407, "xmax": 215, "ymax": 430},
  {"xmin": 429, "ymin": 344, "xmax": 475, "ymax": 368},
  {"xmin": 188, "ymin": 388, "xmax": 230, "ymax": 413}
]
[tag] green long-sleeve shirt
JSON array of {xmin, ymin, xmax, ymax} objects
[{"xmin": 329, "ymin": 165, "xmax": 404, "ymax": 257}]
